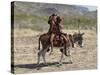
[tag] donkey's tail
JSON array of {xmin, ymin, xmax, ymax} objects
[{"xmin": 38, "ymin": 37, "xmax": 41, "ymax": 50}]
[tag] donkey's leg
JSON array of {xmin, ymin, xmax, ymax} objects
[
  {"xmin": 63, "ymin": 40, "xmax": 72, "ymax": 63},
  {"xmin": 38, "ymin": 37, "xmax": 41, "ymax": 50},
  {"xmin": 37, "ymin": 50, "xmax": 42, "ymax": 65},
  {"xmin": 42, "ymin": 53, "xmax": 46, "ymax": 64},
  {"xmin": 37, "ymin": 49, "xmax": 47, "ymax": 65},
  {"xmin": 42, "ymin": 46, "xmax": 49, "ymax": 64},
  {"xmin": 64, "ymin": 41, "xmax": 72, "ymax": 63},
  {"xmin": 61, "ymin": 34, "xmax": 69, "ymax": 56},
  {"xmin": 59, "ymin": 49, "xmax": 64, "ymax": 65},
  {"xmin": 63, "ymin": 47, "xmax": 73, "ymax": 64},
  {"xmin": 64, "ymin": 44, "xmax": 68, "ymax": 56},
  {"xmin": 67, "ymin": 50, "xmax": 73, "ymax": 63},
  {"xmin": 42, "ymin": 50, "xmax": 46, "ymax": 64},
  {"xmin": 64, "ymin": 49, "xmax": 72, "ymax": 64}
]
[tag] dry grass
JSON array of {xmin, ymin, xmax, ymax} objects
[{"xmin": 12, "ymin": 29, "xmax": 97, "ymax": 74}]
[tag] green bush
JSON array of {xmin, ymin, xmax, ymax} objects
[{"xmin": 14, "ymin": 14, "xmax": 97, "ymax": 31}]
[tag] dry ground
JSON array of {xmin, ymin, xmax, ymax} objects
[{"xmin": 12, "ymin": 29, "xmax": 97, "ymax": 74}]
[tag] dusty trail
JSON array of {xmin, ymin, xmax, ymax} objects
[{"xmin": 12, "ymin": 30, "xmax": 97, "ymax": 74}]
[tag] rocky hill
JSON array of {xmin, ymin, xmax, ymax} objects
[
  {"xmin": 12, "ymin": 1, "xmax": 97, "ymax": 30},
  {"xmin": 13, "ymin": 2, "xmax": 90, "ymax": 16}
]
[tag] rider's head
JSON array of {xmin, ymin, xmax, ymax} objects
[
  {"xmin": 52, "ymin": 13, "xmax": 57, "ymax": 16},
  {"xmin": 56, "ymin": 16, "xmax": 61, "ymax": 21}
]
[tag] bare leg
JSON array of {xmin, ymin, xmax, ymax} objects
[
  {"xmin": 61, "ymin": 34, "xmax": 68, "ymax": 43},
  {"xmin": 62, "ymin": 34, "xmax": 73, "ymax": 48},
  {"xmin": 50, "ymin": 33, "xmax": 55, "ymax": 55}
]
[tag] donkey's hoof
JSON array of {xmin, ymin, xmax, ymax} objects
[
  {"xmin": 56, "ymin": 64, "xmax": 62, "ymax": 67},
  {"xmin": 49, "ymin": 52, "xmax": 53, "ymax": 55},
  {"xmin": 68, "ymin": 61, "xmax": 73, "ymax": 64},
  {"xmin": 58, "ymin": 62, "xmax": 63, "ymax": 66},
  {"xmin": 36, "ymin": 64, "xmax": 40, "ymax": 67},
  {"xmin": 70, "ymin": 61, "xmax": 73, "ymax": 64},
  {"xmin": 37, "ymin": 67, "xmax": 41, "ymax": 70}
]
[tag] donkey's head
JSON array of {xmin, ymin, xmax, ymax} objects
[{"xmin": 73, "ymin": 32, "xmax": 84, "ymax": 48}]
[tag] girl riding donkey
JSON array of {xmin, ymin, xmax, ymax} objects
[
  {"xmin": 37, "ymin": 14, "xmax": 75, "ymax": 65},
  {"xmin": 48, "ymin": 14, "xmax": 73, "ymax": 54}
]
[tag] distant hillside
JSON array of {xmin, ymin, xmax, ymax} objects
[
  {"xmin": 14, "ymin": 2, "xmax": 89, "ymax": 16},
  {"xmin": 12, "ymin": 1, "xmax": 97, "ymax": 31}
]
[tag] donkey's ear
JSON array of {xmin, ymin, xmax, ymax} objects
[{"xmin": 81, "ymin": 33, "xmax": 85, "ymax": 36}]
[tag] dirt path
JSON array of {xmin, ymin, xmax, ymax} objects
[{"xmin": 12, "ymin": 30, "xmax": 97, "ymax": 74}]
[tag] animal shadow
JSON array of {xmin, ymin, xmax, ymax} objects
[{"xmin": 13, "ymin": 62, "xmax": 72, "ymax": 70}]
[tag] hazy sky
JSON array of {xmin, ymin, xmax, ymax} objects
[{"xmin": 83, "ymin": 6, "xmax": 97, "ymax": 11}]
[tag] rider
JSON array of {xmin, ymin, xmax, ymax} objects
[
  {"xmin": 55, "ymin": 16, "xmax": 66, "ymax": 45},
  {"xmin": 56, "ymin": 16, "xmax": 73, "ymax": 48},
  {"xmin": 48, "ymin": 13, "xmax": 57, "ymax": 54},
  {"xmin": 56, "ymin": 16, "xmax": 62, "ymax": 34},
  {"xmin": 48, "ymin": 13, "xmax": 57, "ymax": 34},
  {"xmin": 48, "ymin": 14, "xmax": 73, "ymax": 54}
]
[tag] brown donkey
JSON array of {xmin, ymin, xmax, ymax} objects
[{"xmin": 37, "ymin": 33, "xmax": 74, "ymax": 65}]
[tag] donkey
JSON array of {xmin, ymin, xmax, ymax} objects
[
  {"xmin": 73, "ymin": 31, "xmax": 85, "ymax": 48},
  {"xmin": 37, "ymin": 33, "xmax": 74, "ymax": 65}
]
